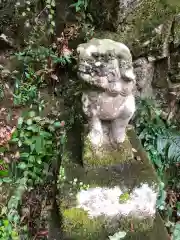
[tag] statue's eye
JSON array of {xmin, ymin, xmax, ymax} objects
[{"xmin": 92, "ymin": 52, "xmax": 99, "ymax": 58}]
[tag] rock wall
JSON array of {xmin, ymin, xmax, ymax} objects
[{"xmin": 89, "ymin": 0, "xmax": 180, "ymax": 119}]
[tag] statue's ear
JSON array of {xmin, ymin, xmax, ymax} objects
[{"xmin": 122, "ymin": 68, "xmax": 136, "ymax": 82}]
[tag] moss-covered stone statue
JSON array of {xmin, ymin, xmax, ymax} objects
[
  {"xmin": 60, "ymin": 39, "xmax": 169, "ymax": 240},
  {"xmin": 77, "ymin": 38, "xmax": 136, "ymax": 167}
]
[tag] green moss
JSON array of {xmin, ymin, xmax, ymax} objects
[
  {"xmin": 61, "ymin": 206, "xmax": 155, "ymax": 240},
  {"xmin": 83, "ymin": 135, "xmax": 133, "ymax": 169},
  {"xmin": 62, "ymin": 208, "xmax": 105, "ymax": 240},
  {"xmin": 123, "ymin": 213, "xmax": 169, "ymax": 240}
]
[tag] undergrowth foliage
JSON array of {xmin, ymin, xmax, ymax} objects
[
  {"xmin": 0, "ymin": 111, "xmax": 65, "ymax": 239},
  {"xmin": 0, "ymin": 0, "xmax": 95, "ymax": 237},
  {"xmin": 134, "ymin": 98, "xmax": 180, "ymax": 239},
  {"xmin": 0, "ymin": 0, "xmax": 69, "ymax": 238}
]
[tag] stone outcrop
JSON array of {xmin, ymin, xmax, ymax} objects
[
  {"xmin": 90, "ymin": 1, "xmax": 180, "ymax": 119},
  {"xmin": 133, "ymin": 58, "xmax": 154, "ymax": 97}
]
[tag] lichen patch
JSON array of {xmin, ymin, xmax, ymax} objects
[{"xmin": 76, "ymin": 183, "xmax": 157, "ymax": 219}]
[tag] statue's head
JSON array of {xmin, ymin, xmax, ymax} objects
[{"xmin": 77, "ymin": 38, "xmax": 135, "ymax": 88}]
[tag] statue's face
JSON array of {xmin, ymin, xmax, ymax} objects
[{"xmin": 77, "ymin": 39, "xmax": 135, "ymax": 90}]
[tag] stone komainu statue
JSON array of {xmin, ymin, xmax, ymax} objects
[{"xmin": 77, "ymin": 38, "xmax": 136, "ymax": 149}]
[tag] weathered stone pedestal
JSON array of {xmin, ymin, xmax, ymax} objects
[{"xmin": 59, "ymin": 126, "xmax": 169, "ymax": 240}]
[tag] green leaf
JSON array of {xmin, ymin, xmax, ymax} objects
[
  {"xmin": 51, "ymin": 21, "xmax": 55, "ymax": 27},
  {"xmin": 10, "ymin": 138, "xmax": 19, "ymax": 143},
  {"xmin": 18, "ymin": 162, "xmax": 27, "ymax": 169},
  {"xmin": 30, "ymin": 144, "xmax": 35, "ymax": 152},
  {"xmin": 18, "ymin": 140, "xmax": 22, "ymax": 147},
  {"xmin": 27, "ymin": 125, "xmax": 39, "ymax": 132},
  {"xmin": 176, "ymin": 202, "xmax": 180, "ymax": 210},
  {"xmin": 40, "ymin": 131, "xmax": 52, "ymax": 138},
  {"xmin": 27, "ymin": 119, "xmax": 33, "ymax": 125},
  {"xmin": 0, "ymin": 147, "xmax": 6, "ymax": 153},
  {"xmin": 29, "ymin": 155, "xmax": 35, "ymax": 162},
  {"xmin": 33, "ymin": 116, "xmax": 41, "ymax": 122},
  {"xmin": 13, "ymin": 215, "xmax": 19, "ymax": 223},
  {"xmin": 35, "ymin": 137, "xmax": 42, "ymax": 153},
  {"xmin": 51, "ymin": 0, "xmax": 56, "ymax": 7},
  {"xmin": 48, "ymin": 14, "xmax": 53, "ymax": 19},
  {"xmin": 1, "ymin": 206, "xmax": 7, "ymax": 215},
  {"xmin": 37, "ymin": 158, "xmax": 42, "ymax": 164},
  {"xmin": 29, "ymin": 111, "xmax": 36, "ymax": 118},
  {"xmin": 3, "ymin": 219, "xmax": 9, "ymax": 227},
  {"xmin": 25, "ymin": 72, "xmax": 30, "ymax": 79},
  {"xmin": 54, "ymin": 121, "xmax": 61, "ymax": 128},
  {"xmin": 27, "ymin": 163, "xmax": 33, "ymax": 168},
  {"xmin": 172, "ymin": 223, "xmax": 180, "ymax": 240},
  {"xmin": 60, "ymin": 135, "xmax": 66, "ymax": 144},
  {"xmin": 2, "ymin": 177, "xmax": 12, "ymax": 183},
  {"xmin": 18, "ymin": 117, "xmax": 24, "ymax": 126},
  {"xmin": 119, "ymin": 192, "xmax": 130, "ymax": 203},
  {"xmin": 21, "ymin": 152, "xmax": 29, "ymax": 158}
]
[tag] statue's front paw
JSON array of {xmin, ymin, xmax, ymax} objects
[
  {"xmin": 114, "ymin": 134, "xmax": 126, "ymax": 144},
  {"xmin": 88, "ymin": 129, "xmax": 103, "ymax": 148},
  {"xmin": 110, "ymin": 128, "xmax": 126, "ymax": 145}
]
